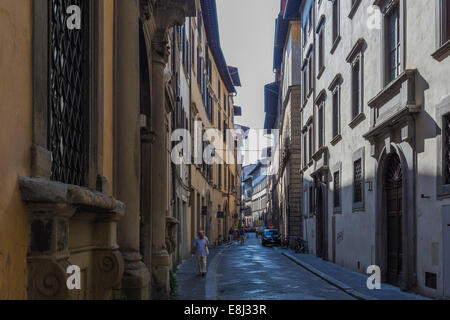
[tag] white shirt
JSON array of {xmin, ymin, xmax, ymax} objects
[{"xmin": 194, "ymin": 236, "xmax": 209, "ymax": 257}]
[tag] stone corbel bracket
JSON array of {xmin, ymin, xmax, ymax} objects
[
  {"xmin": 165, "ymin": 216, "xmax": 180, "ymax": 255},
  {"xmin": 19, "ymin": 176, "xmax": 125, "ymax": 300}
]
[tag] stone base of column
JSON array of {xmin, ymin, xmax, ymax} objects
[
  {"xmin": 151, "ymin": 250, "xmax": 171, "ymax": 300},
  {"xmin": 121, "ymin": 251, "xmax": 151, "ymax": 300}
]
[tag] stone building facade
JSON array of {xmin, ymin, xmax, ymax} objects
[
  {"xmin": 0, "ymin": 0, "xmax": 198, "ymax": 300},
  {"xmin": 189, "ymin": 0, "xmax": 241, "ymax": 250},
  {"xmin": 297, "ymin": 0, "xmax": 450, "ymax": 298},
  {"xmin": 265, "ymin": 0, "xmax": 303, "ymax": 243}
]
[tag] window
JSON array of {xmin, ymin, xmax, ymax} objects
[
  {"xmin": 333, "ymin": 171, "xmax": 341, "ymax": 209},
  {"xmin": 308, "ymin": 54, "xmax": 313, "ymax": 94},
  {"xmin": 332, "ymin": 87, "xmax": 340, "ymax": 139},
  {"xmin": 303, "ymin": 48, "xmax": 313, "ymax": 100},
  {"xmin": 346, "ymin": 39, "xmax": 365, "ymax": 126},
  {"xmin": 353, "ymin": 159, "xmax": 363, "ymax": 204},
  {"xmin": 218, "ymin": 164, "xmax": 222, "ymax": 189},
  {"xmin": 308, "ymin": 126, "xmax": 313, "ymax": 161},
  {"xmin": 308, "ymin": 6, "xmax": 313, "ymax": 33},
  {"xmin": 349, "ymin": 0, "xmax": 362, "ymax": 19},
  {"xmin": 197, "ymin": 11, "xmax": 202, "ymax": 43},
  {"xmin": 224, "ymin": 94, "xmax": 227, "ymax": 113},
  {"xmin": 197, "ymin": 48, "xmax": 202, "ymax": 87},
  {"xmin": 303, "ymin": 132, "xmax": 308, "ymax": 167},
  {"xmin": 433, "ymin": 0, "xmax": 450, "ymax": 60},
  {"xmin": 332, "ymin": 0, "xmax": 340, "ymax": 46},
  {"xmin": 386, "ymin": 3, "xmax": 401, "ymax": 83},
  {"xmin": 447, "ymin": 0, "xmax": 450, "ymax": 40},
  {"xmin": 443, "ymin": 114, "xmax": 450, "ymax": 184},
  {"xmin": 351, "ymin": 57, "xmax": 361, "ymax": 118},
  {"xmin": 50, "ymin": 0, "xmax": 90, "ymax": 186},
  {"xmin": 318, "ymin": 103, "xmax": 324, "ymax": 149},
  {"xmin": 317, "ymin": 23, "xmax": 325, "ymax": 74},
  {"xmin": 309, "ymin": 186, "xmax": 314, "ymax": 215}
]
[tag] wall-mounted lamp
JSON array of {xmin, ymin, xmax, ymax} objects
[
  {"xmin": 421, "ymin": 194, "xmax": 431, "ymax": 199},
  {"xmin": 366, "ymin": 181, "xmax": 373, "ymax": 192}
]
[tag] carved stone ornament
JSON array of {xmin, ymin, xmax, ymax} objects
[
  {"xmin": 165, "ymin": 216, "xmax": 180, "ymax": 255},
  {"xmin": 19, "ymin": 177, "xmax": 125, "ymax": 300}
]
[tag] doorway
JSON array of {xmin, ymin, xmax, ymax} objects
[
  {"xmin": 316, "ymin": 185, "xmax": 325, "ymax": 259},
  {"xmin": 444, "ymin": 206, "xmax": 450, "ymax": 297},
  {"xmin": 384, "ymin": 153, "xmax": 403, "ymax": 286}
]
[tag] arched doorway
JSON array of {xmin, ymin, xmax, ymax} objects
[
  {"xmin": 315, "ymin": 184, "xmax": 324, "ymax": 258},
  {"xmin": 384, "ymin": 153, "xmax": 403, "ymax": 286}
]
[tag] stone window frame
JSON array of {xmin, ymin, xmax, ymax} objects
[
  {"xmin": 302, "ymin": 125, "xmax": 308, "ymax": 170},
  {"xmin": 32, "ymin": 0, "xmax": 106, "ymax": 191},
  {"xmin": 346, "ymin": 38, "xmax": 366, "ymax": 129},
  {"xmin": 436, "ymin": 96, "xmax": 450, "ymax": 199},
  {"xmin": 330, "ymin": 0, "xmax": 342, "ymax": 55},
  {"xmin": 374, "ymin": 0, "xmax": 406, "ymax": 88},
  {"xmin": 432, "ymin": 0, "xmax": 450, "ymax": 61},
  {"xmin": 328, "ymin": 73, "xmax": 343, "ymax": 145},
  {"xmin": 315, "ymin": 90, "xmax": 327, "ymax": 150},
  {"xmin": 332, "ymin": 162, "xmax": 342, "ymax": 213},
  {"xmin": 316, "ymin": 15, "xmax": 326, "ymax": 79},
  {"xmin": 352, "ymin": 147, "xmax": 365, "ymax": 212}
]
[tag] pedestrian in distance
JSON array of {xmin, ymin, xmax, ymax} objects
[
  {"xmin": 193, "ymin": 230, "xmax": 209, "ymax": 277},
  {"xmin": 228, "ymin": 227, "xmax": 234, "ymax": 243},
  {"xmin": 239, "ymin": 227, "xmax": 245, "ymax": 245}
]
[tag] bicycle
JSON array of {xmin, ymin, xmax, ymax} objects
[{"xmin": 294, "ymin": 237, "xmax": 308, "ymax": 254}]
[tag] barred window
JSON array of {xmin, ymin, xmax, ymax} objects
[
  {"xmin": 49, "ymin": 0, "xmax": 90, "ymax": 186},
  {"xmin": 444, "ymin": 114, "xmax": 450, "ymax": 184},
  {"xmin": 333, "ymin": 171, "xmax": 341, "ymax": 208},
  {"xmin": 353, "ymin": 159, "xmax": 363, "ymax": 203}
]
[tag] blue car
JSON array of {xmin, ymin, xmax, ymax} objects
[{"xmin": 261, "ymin": 229, "xmax": 281, "ymax": 247}]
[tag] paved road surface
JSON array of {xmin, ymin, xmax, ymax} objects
[{"xmin": 214, "ymin": 233, "xmax": 355, "ymax": 300}]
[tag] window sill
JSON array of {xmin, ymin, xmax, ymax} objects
[
  {"xmin": 437, "ymin": 184, "xmax": 450, "ymax": 200},
  {"xmin": 431, "ymin": 40, "xmax": 450, "ymax": 62},
  {"xmin": 349, "ymin": 112, "xmax": 366, "ymax": 129},
  {"xmin": 352, "ymin": 202, "xmax": 365, "ymax": 213},
  {"xmin": 330, "ymin": 134, "xmax": 342, "ymax": 146},
  {"xmin": 330, "ymin": 35, "xmax": 341, "ymax": 55}
]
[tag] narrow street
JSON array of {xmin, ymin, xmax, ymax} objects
[
  {"xmin": 178, "ymin": 233, "xmax": 354, "ymax": 300},
  {"xmin": 216, "ymin": 234, "xmax": 354, "ymax": 300}
]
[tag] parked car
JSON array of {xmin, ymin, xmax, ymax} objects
[{"xmin": 261, "ymin": 229, "xmax": 281, "ymax": 246}]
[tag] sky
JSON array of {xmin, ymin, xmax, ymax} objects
[{"xmin": 216, "ymin": 0, "xmax": 280, "ymax": 131}]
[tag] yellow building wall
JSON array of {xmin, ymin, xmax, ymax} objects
[
  {"xmin": 0, "ymin": 0, "xmax": 33, "ymax": 300},
  {"xmin": 103, "ymin": 0, "xmax": 115, "ymax": 190}
]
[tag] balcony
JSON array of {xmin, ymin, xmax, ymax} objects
[{"xmin": 364, "ymin": 69, "xmax": 421, "ymax": 142}]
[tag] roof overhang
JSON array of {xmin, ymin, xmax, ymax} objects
[{"xmin": 201, "ymin": 0, "xmax": 237, "ymax": 93}]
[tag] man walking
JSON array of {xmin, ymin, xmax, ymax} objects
[{"xmin": 193, "ymin": 231, "xmax": 209, "ymax": 277}]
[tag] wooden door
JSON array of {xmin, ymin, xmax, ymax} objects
[{"xmin": 385, "ymin": 154, "xmax": 403, "ymax": 286}]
